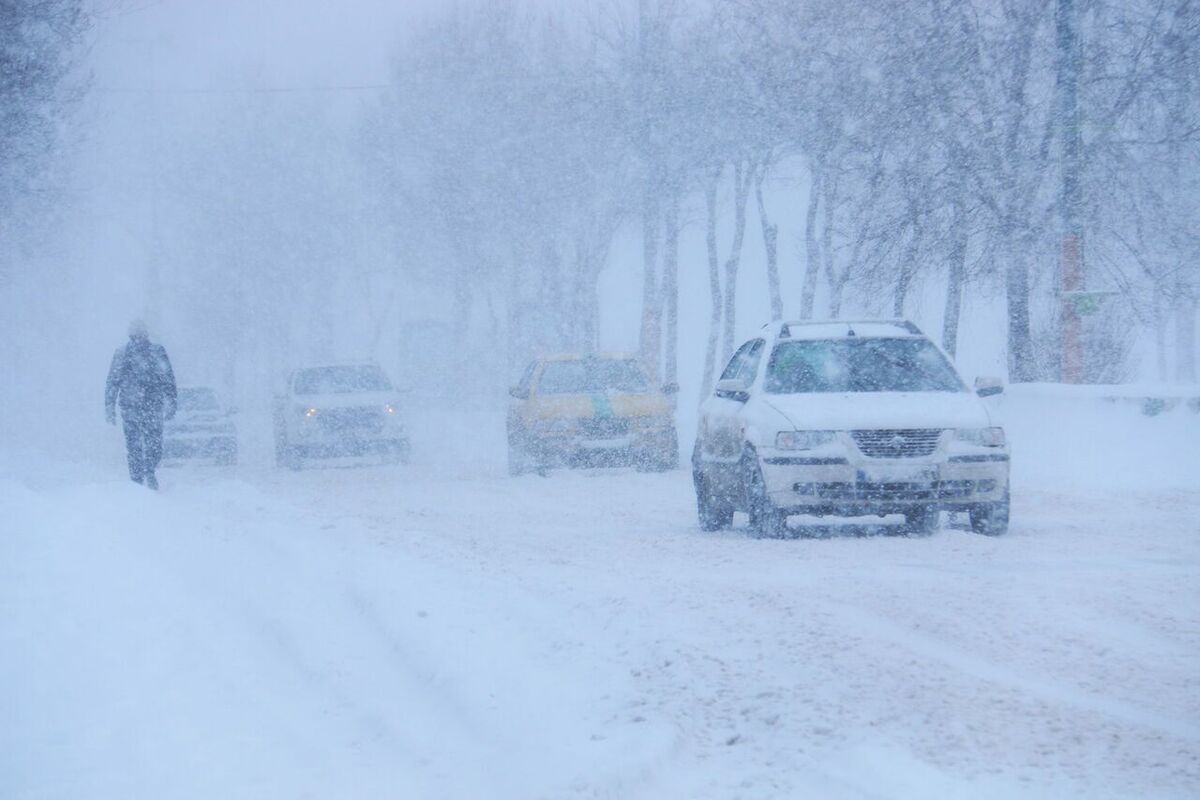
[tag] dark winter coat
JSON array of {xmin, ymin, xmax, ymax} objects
[{"xmin": 105, "ymin": 335, "xmax": 178, "ymax": 421}]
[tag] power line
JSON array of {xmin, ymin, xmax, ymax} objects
[{"xmin": 94, "ymin": 83, "xmax": 393, "ymax": 95}]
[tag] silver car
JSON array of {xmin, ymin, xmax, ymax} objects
[
  {"xmin": 273, "ymin": 363, "xmax": 410, "ymax": 470},
  {"xmin": 163, "ymin": 387, "xmax": 238, "ymax": 465}
]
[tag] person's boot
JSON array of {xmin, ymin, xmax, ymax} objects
[{"xmin": 145, "ymin": 472, "xmax": 158, "ymax": 491}]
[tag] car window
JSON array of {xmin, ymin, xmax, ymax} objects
[
  {"xmin": 295, "ymin": 366, "xmax": 392, "ymax": 394},
  {"xmin": 720, "ymin": 340, "xmax": 759, "ymax": 383},
  {"xmin": 537, "ymin": 359, "xmax": 649, "ymax": 394},
  {"xmin": 765, "ymin": 338, "xmax": 965, "ymax": 394},
  {"xmin": 737, "ymin": 339, "xmax": 765, "ymax": 383},
  {"xmin": 516, "ymin": 361, "xmax": 536, "ymax": 395}
]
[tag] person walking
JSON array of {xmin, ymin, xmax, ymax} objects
[{"xmin": 105, "ymin": 320, "xmax": 177, "ymax": 489}]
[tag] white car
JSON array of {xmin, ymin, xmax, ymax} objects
[
  {"xmin": 692, "ymin": 320, "xmax": 1010, "ymax": 536},
  {"xmin": 273, "ymin": 362, "xmax": 410, "ymax": 469}
]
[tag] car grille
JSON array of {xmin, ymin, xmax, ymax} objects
[
  {"xmin": 318, "ymin": 407, "xmax": 383, "ymax": 434},
  {"xmin": 580, "ymin": 418, "xmax": 629, "ymax": 438},
  {"xmin": 851, "ymin": 429, "xmax": 942, "ymax": 458},
  {"xmin": 794, "ymin": 480, "xmax": 994, "ymax": 501}
]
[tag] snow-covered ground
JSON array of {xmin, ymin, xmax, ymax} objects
[{"xmin": 3, "ymin": 393, "xmax": 1198, "ymax": 798}]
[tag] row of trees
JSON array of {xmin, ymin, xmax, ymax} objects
[
  {"xmin": 5, "ymin": 0, "xmax": 1196, "ymax": 403},
  {"xmin": 365, "ymin": 0, "xmax": 1198, "ymax": 386}
]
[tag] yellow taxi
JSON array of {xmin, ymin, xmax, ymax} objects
[{"xmin": 507, "ymin": 353, "xmax": 679, "ymax": 474}]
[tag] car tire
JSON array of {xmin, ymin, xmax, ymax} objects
[
  {"xmin": 216, "ymin": 446, "xmax": 237, "ymax": 467},
  {"xmin": 970, "ymin": 494, "xmax": 1010, "ymax": 536},
  {"xmin": 383, "ymin": 440, "xmax": 410, "ymax": 465},
  {"xmin": 276, "ymin": 439, "xmax": 302, "ymax": 471},
  {"xmin": 507, "ymin": 428, "xmax": 529, "ymax": 476},
  {"xmin": 694, "ymin": 470, "xmax": 733, "ymax": 531},
  {"xmin": 655, "ymin": 429, "xmax": 681, "ymax": 471},
  {"xmin": 903, "ymin": 505, "xmax": 939, "ymax": 536},
  {"xmin": 641, "ymin": 448, "xmax": 679, "ymax": 473},
  {"xmin": 743, "ymin": 451, "xmax": 788, "ymax": 538}
]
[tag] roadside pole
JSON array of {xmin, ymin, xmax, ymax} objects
[{"xmin": 1057, "ymin": 0, "xmax": 1084, "ymax": 383}]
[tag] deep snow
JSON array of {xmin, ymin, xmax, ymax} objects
[{"xmin": 2, "ymin": 391, "xmax": 1198, "ymax": 798}]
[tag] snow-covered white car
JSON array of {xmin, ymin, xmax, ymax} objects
[
  {"xmin": 273, "ymin": 362, "xmax": 410, "ymax": 469},
  {"xmin": 692, "ymin": 320, "xmax": 1010, "ymax": 536}
]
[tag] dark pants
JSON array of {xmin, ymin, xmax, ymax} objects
[{"xmin": 122, "ymin": 410, "xmax": 164, "ymax": 484}]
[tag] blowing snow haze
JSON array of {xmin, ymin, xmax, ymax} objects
[{"xmin": 2, "ymin": 0, "xmax": 1199, "ymax": 798}]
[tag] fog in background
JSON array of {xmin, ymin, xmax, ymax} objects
[{"xmin": 2, "ymin": 0, "xmax": 1197, "ymax": 464}]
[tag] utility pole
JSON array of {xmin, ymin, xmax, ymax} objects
[{"xmin": 1056, "ymin": 0, "xmax": 1084, "ymax": 383}]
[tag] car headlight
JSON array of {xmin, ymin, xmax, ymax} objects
[
  {"xmin": 383, "ymin": 403, "xmax": 397, "ymax": 415},
  {"xmin": 301, "ymin": 407, "xmax": 318, "ymax": 418},
  {"xmin": 955, "ymin": 427, "xmax": 1006, "ymax": 447},
  {"xmin": 775, "ymin": 430, "xmax": 836, "ymax": 450}
]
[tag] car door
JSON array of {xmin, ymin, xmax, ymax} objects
[{"xmin": 698, "ymin": 338, "xmax": 765, "ymax": 464}]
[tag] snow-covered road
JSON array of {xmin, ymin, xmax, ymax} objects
[{"xmin": 4, "ymin": 395, "xmax": 1199, "ymax": 798}]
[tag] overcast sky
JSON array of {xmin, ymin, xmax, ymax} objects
[{"xmin": 90, "ymin": 0, "xmax": 447, "ymax": 91}]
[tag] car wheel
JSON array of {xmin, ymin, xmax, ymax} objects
[
  {"xmin": 507, "ymin": 428, "xmax": 530, "ymax": 476},
  {"xmin": 280, "ymin": 442, "xmax": 302, "ymax": 471},
  {"xmin": 743, "ymin": 451, "xmax": 787, "ymax": 538},
  {"xmin": 657, "ymin": 430, "xmax": 681, "ymax": 471},
  {"xmin": 903, "ymin": 505, "xmax": 939, "ymax": 536},
  {"xmin": 694, "ymin": 469, "xmax": 733, "ymax": 531},
  {"xmin": 970, "ymin": 494, "xmax": 1010, "ymax": 536},
  {"xmin": 216, "ymin": 447, "xmax": 237, "ymax": 467},
  {"xmin": 383, "ymin": 440, "xmax": 410, "ymax": 465}
]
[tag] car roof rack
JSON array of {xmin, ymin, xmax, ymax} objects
[{"xmin": 776, "ymin": 319, "xmax": 923, "ymax": 339}]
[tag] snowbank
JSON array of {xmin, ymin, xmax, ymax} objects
[{"xmin": 993, "ymin": 383, "xmax": 1199, "ymax": 492}]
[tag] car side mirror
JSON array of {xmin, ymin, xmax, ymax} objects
[
  {"xmin": 975, "ymin": 377, "xmax": 1004, "ymax": 398},
  {"xmin": 509, "ymin": 386, "xmax": 528, "ymax": 400},
  {"xmin": 226, "ymin": 406, "xmax": 238, "ymax": 416},
  {"xmin": 714, "ymin": 378, "xmax": 750, "ymax": 403},
  {"xmin": 662, "ymin": 382, "xmax": 680, "ymax": 395}
]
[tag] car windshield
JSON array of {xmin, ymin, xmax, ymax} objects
[
  {"xmin": 765, "ymin": 338, "xmax": 965, "ymax": 394},
  {"xmin": 538, "ymin": 359, "xmax": 649, "ymax": 395},
  {"xmin": 295, "ymin": 366, "xmax": 392, "ymax": 394},
  {"xmin": 178, "ymin": 388, "xmax": 218, "ymax": 411}
]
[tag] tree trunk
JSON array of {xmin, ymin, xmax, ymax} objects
[
  {"xmin": 800, "ymin": 160, "xmax": 822, "ymax": 319},
  {"xmin": 820, "ymin": 170, "xmax": 836, "ymax": 318},
  {"xmin": 701, "ymin": 168, "xmax": 723, "ymax": 396},
  {"xmin": 1005, "ymin": 237, "xmax": 1036, "ymax": 382},
  {"xmin": 942, "ymin": 207, "xmax": 968, "ymax": 358},
  {"xmin": 754, "ymin": 162, "xmax": 782, "ymax": 320},
  {"xmin": 639, "ymin": 187, "xmax": 661, "ymax": 382},
  {"xmin": 721, "ymin": 160, "xmax": 751, "ymax": 364},
  {"xmin": 1176, "ymin": 284, "xmax": 1197, "ymax": 382},
  {"xmin": 893, "ymin": 223, "xmax": 923, "ymax": 318},
  {"xmin": 662, "ymin": 190, "xmax": 680, "ymax": 389}
]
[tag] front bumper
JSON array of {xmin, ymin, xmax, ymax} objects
[
  {"xmin": 163, "ymin": 433, "xmax": 237, "ymax": 459},
  {"xmin": 292, "ymin": 412, "xmax": 407, "ymax": 457},
  {"xmin": 529, "ymin": 422, "xmax": 676, "ymax": 464},
  {"xmin": 761, "ymin": 452, "xmax": 1009, "ymax": 514}
]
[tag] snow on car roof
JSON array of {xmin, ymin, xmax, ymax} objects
[
  {"xmin": 292, "ymin": 360, "xmax": 383, "ymax": 372},
  {"xmin": 775, "ymin": 319, "xmax": 924, "ymax": 340}
]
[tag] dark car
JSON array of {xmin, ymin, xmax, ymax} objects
[{"xmin": 163, "ymin": 387, "xmax": 238, "ymax": 465}]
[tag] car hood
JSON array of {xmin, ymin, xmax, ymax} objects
[
  {"xmin": 761, "ymin": 390, "xmax": 993, "ymax": 431},
  {"xmin": 292, "ymin": 391, "xmax": 399, "ymax": 409},
  {"xmin": 532, "ymin": 392, "xmax": 670, "ymax": 420}
]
